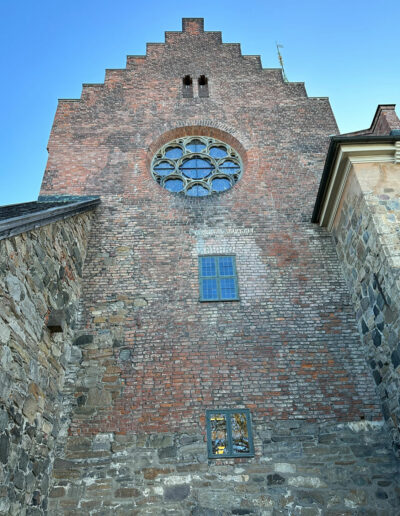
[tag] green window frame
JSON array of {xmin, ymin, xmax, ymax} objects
[
  {"xmin": 206, "ymin": 409, "xmax": 254, "ymax": 459},
  {"xmin": 198, "ymin": 255, "xmax": 239, "ymax": 301}
]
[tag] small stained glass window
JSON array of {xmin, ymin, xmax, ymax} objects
[
  {"xmin": 165, "ymin": 147, "xmax": 183, "ymax": 159},
  {"xmin": 206, "ymin": 409, "xmax": 254, "ymax": 459},
  {"xmin": 186, "ymin": 139, "xmax": 206, "ymax": 153},
  {"xmin": 209, "ymin": 146, "xmax": 227, "ymax": 158},
  {"xmin": 153, "ymin": 161, "xmax": 174, "ymax": 176},
  {"xmin": 164, "ymin": 178, "xmax": 184, "ymax": 192},
  {"xmin": 187, "ymin": 184, "xmax": 209, "ymax": 197},
  {"xmin": 212, "ymin": 178, "xmax": 231, "ymax": 192},
  {"xmin": 199, "ymin": 255, "xmax": 239, "ymax": 301}
]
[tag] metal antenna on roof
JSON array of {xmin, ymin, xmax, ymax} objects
[{"xmin": 276, "ymin": 42, "xmax": 288, "ymax": 83}]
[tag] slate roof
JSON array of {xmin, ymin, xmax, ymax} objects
[{"xmin": 0, "ymin": 196, "xmax": 100, "ymax": 240}]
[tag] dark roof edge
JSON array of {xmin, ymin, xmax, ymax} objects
[
  {"xmin": 37, "ymin": 195, "xmax": 100, "ymax": 203},
  {"xmin": 0, "ymin": 197, "xmax": 100, "ymax": 241},
  {"xmin": 312, "ymin": 135, "xmax": 400, "ymax": 223}
]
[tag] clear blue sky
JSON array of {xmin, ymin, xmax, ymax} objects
[{"xmin": 1, "ymin": 0, "xmax": 399, "ymax": 206}]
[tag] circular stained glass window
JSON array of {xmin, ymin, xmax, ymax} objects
[{"xmin": 151, "ymin": 136, "xmax": 242, "ymax": 197}]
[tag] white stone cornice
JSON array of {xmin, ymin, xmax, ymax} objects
[
  {"xmin": 395, "ymin": 141, "xmax": 400, "ymax": 164},
  {"xmin": 319, "ymin": 142, "xmax": 399, "ymax": 230}
]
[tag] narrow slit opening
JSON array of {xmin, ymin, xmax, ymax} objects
[
  {"xmin": 198, "ymin": 75, "xmax": 209, "ymax": 98},
  {"xmin": 182, "ymin": 75, "xmax": 193, "ymax": 98}
]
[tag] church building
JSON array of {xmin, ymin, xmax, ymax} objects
[{"xmin": 1, "ymin": 18, "xmax": 400, "ymax": 515}]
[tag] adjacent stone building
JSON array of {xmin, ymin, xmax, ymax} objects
[
  {"xmin": 1, "ymin": 18, "xmax": 400, "ymax": 515},
  {"xmin": 313, "ymin": 104, "xmax": 400, "ymax": 458}
]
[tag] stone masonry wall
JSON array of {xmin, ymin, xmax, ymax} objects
[
  {"xmin": 0, "ymin": 212, "xmax": 94, "ymax": 515},
  {"xmin": 48, "ymin": 420, "xmax": 400, "ymax": 515},
  {"xmin": 333, "ymin": 162, "xmax": 400, "ymax": 455}
]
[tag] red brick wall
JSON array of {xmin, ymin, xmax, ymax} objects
[{"xmin": 40, "ymin": 19, "xmax": 381, "ymax": 436}]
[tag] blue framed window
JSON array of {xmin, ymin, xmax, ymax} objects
[
  {"xmin": 199, "ymin": 255, "xmax": 239, "ymax": 301},
  {"xmin": 206, "ymin": 409, "xmax": 254, "ymax": 458}
]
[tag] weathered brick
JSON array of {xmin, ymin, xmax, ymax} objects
[{"xmin": 2, "ymin": 16, "xmax": 400, "ymax": 516}]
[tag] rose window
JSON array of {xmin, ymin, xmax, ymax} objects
[{"xmin": 151, "ymin": 136, "xmax": 242, "ymax": 197}]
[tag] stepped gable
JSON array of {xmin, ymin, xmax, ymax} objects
[
  {"xmin": 41, "ymin": 18, "xmax": 336, "ymax": 199},
  {"xmin": 2, "ymin": 17, "xmax": 400, "ymax": 515}
]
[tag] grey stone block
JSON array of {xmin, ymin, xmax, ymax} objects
[
  {"xmin": 164, "ymin": 483, "xmax": 190, "ymax": 501},
  {"xmin": 0, "ymin": 433, "xmax": 10, "ymax": 464}
]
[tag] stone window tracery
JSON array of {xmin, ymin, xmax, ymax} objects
[{"xmin": 151, "ymin": 136, "xmax": 242, "ymax": 197}]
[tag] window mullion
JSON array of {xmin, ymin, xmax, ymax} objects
[
  {"xmin": 215, "ymin": 257, "xmax": 222, "ymax": 300},
  {"xmin": 206, "ymin": 414, "xmax": 213, "ymax": 457},
  {"xmin": 226, "ymin": 411, "xmax": 233, "ymax": 456}
]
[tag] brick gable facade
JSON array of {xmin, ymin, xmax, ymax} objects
[{"xmin": 4, "ymin": 17, "xmax": 394, "ymax": 514}]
